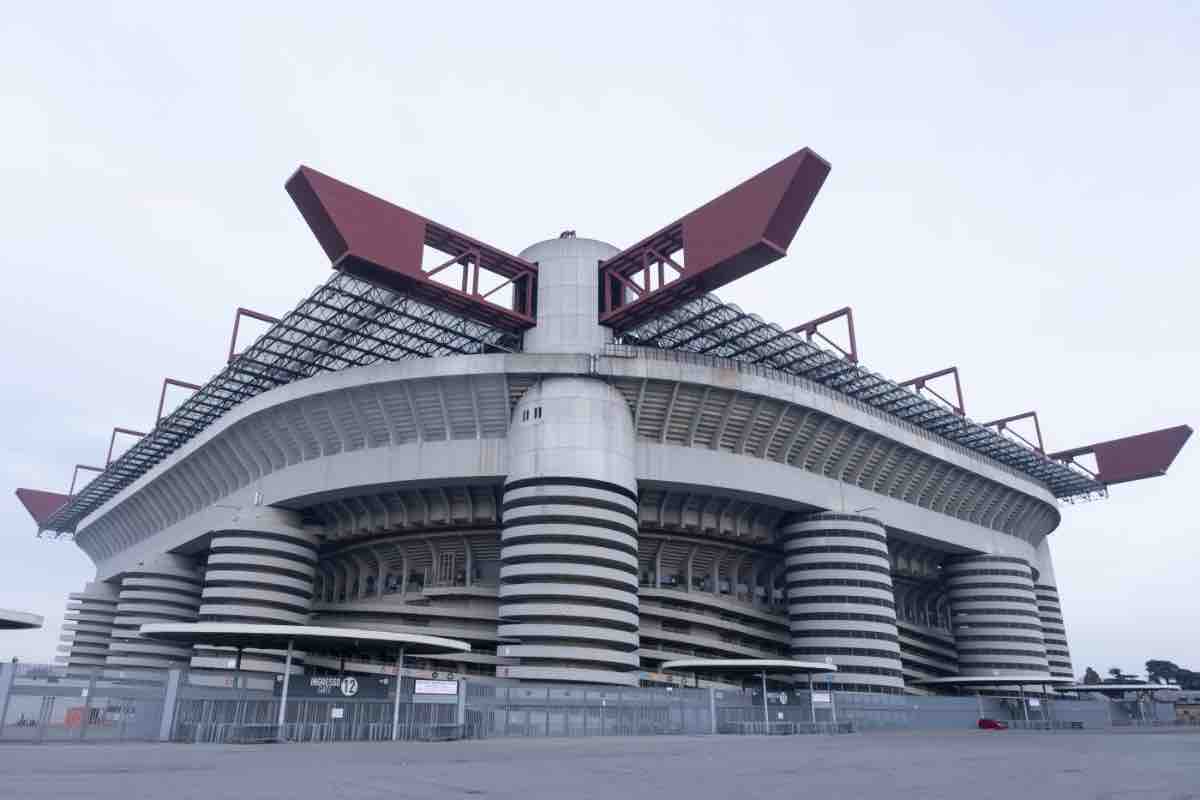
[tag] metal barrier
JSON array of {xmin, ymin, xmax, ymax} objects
[
  {"xmin": 1008, "ymin": 720, "xmax": 1086, "ymax": 731},
  {"xmin": 720, "ymin": 720, "xmax": 855, "ymax": 736},
  {"xmin": 0, "ymin": 663, "xmax": 170, "ymax": 743},
  {"xmin": 170, "ymin": 695, "xmax": 468, "ymax": 743}
]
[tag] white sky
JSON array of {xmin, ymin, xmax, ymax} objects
[{"xmin": 1, "ymin": 2, "xmax": 1196, "ymax": 677}]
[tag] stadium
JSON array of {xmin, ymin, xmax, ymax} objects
[{"xmin": 15, "ymin": 146, "xmax": 1191, "ymax": 698}]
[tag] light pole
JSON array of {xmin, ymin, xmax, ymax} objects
[
  {"xmin": 760, "ymin": 671, "xmax": 769, "ymax": 730},
  {"xmin": 391, "ymin": 648, "xmax": 406, "ymax": 741},
  {"xmin": 275, "ymin": 638, "xmax": 295, "ymax": 740}
]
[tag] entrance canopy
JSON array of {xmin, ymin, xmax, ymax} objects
[
  {"xmin": 139, "ymin": 622, "xmax": 470, "ymax": 658},
  {"xmin": 661, "ymin": 658, "xmax": 836, "ymax": 677},
  {"xmin": 913, "ymin": 675, "xmax": 1075, "ymax": 692},
  {"xmin": 0, "ymin": 608, "xmax": 43, "ymax": 631}
]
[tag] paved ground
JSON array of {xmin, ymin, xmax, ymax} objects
[{"xmin": 1, "ymin": 730, "xmax": 1198, "ymax": 800}]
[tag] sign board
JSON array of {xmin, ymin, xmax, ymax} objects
[
  {"xmin": 1028, "ymin": 698, "xmax": 1041, "ymax": 708},
  {"xmin": 779, "ymin": 693, "xmax": 788, "ymax": 705},
  {"xmin": 414, "ymin": 679, "xmax": 458, "ymax": 696},
  {"xmin": 331, "ymin": 707, "xmax": 344, "ymax": 720},
  {"xmin": 275, "ymin": 675, "xmax": 391, "ymax": 699},
  {"xmin": 812, "ymin": 691, "xmax": 832, "ymax": 705}
]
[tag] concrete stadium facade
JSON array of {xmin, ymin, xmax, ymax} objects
[
  {"xmin": 25, "ymin": 152, "xmax": 1187, "ymax": 696},
  {"xmin": 46, "ymin": 234, "xmax": 1085, "ymax": 694}
]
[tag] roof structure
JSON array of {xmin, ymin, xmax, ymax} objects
[
  {"xmin": 912, "ymin": 675, "xmax": 1075, "ymax": 687},
  {"xmin": 139, "ymin": 622, "xmax": 471, "ymax": 656},
  {"xmin": 619, "ymin": 294, "xmax": 1109, "ymax": 500},
  {"xmin": 31, "ymin": 272, "xmax": 515, "ymax": 537},
  {"xmin": 0, "ymin": 608, "xmax": 44, "ymax": 631},
  {"xmin": 18, "ymin": 145, "xmax": 1190, "ymax": 538},
  {"xmin": 661, "ymin": 658, "xmax": 836, "ymax": 675}
]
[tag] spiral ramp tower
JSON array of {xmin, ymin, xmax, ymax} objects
[
  {"xmin": 106, "ymin": 554, "xmax": 202, "ymax": 673},
  {"xmin": 189, "ymin": 508, "xmax": 317, "ymax": 688}
]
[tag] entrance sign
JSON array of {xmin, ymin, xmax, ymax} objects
[
  {"xmin": 274, "ymin": 675, "xmax": 391, "ymax": 699},
  {"xmin": 414, "ymin": 679, "xmax": 458, "ymax": 695},
  {"xmin": 812, "ymin": 691, "xmax": 832, "ymax": 705}
]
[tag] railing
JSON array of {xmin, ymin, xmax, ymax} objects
[
  {"xmin": 720, "ymin": 720, "xmax": 855, "ymax": 736},
  {"xmin": 1008, "ymin": 720, "xmax": 1085, "ymax": 731},
  {"xmin": 178, "ymin": 720, "xmax": 475, "ymax": 744}
]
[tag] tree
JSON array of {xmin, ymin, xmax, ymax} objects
[
  {"xmin": 1083, "ymin": 667, "xmax": 1101, "ymax": 685},
  {"xmin": 1146, "ymin": 659, "xmax": 1200, "ymax": 690}
]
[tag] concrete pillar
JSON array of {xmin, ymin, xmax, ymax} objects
[
  {"xmin": 1033, "ymin": 537, "xmax": 1074, "ymax": 679},
  {"xmin": 59, "ymin": 581, "xmax": 119, "ymax": 676},
  {"xmin": 498, "ymin": 377, "xmax": 640, "ymax": 686},
  {"xmin": 190, "ymin": 507, "xmax": 317, "ymax": 688},
  {"xmin": 106, "ymin": 554, "xmax": 202, "ymax": 673},
  {"xmin": 946, "ymin": 554, "xmax": 1050, "ymax": 677},
  {"xmin": 780, "ymin": 512, "xmax": 904, "ymax": 693}
]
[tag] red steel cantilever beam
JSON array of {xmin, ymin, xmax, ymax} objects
[
  {"xmin": 982, "ymin": 411, "xmax": 1045, "ymax": 453},
  {"xmin": 228, "ymin": 307, "xmax": 280, "ymax": 363},
  {"xmin": 599, "ymin": 147, "xmax": 831, "ymax": 332},
  {"xmin": 14, "ymin": 488, "xmax": 72, "ymax": 526},
  {"xmin": 788, "ymin": 306, "xmax": 858, "ymax": 363},
  {"xmin": 285, "ymin": 166, "xmax": 537, "ymax": 333},
  {"xmin": 106, "ymin": 428, "xmax": 146, "ymax": 466},
  {"xmin": 899, "ymin": 367, "xmax": 965, "ymax": 417},
  {"xmin": 1049, "ymin": 425, "xmax": 1193, "ymax": 486},
  {"xmin": 156, "ymin": 377, "xmax": 202, "ymax": 423}
]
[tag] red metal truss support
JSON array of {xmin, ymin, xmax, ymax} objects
[
  {"xmin": 106, "ymin": 427, "xmax": 147, "ymax": 466},
  {"xmin": 286, "ymin": 166, "xmax": 538, "ymax": 332},
  {"xmin": 598, "ymin": 147, "xmax": 831, "ymax": 332},
  {"xmin": 899, "ymin": 367, "xmax": 965, "ymax": 416},
  {"xmin": 787, "ymin": 306, "xmax": 858, "ymax": 363},
  {"xmin": 156, "ymin": 378, "xmax": 203, "ymax": 424},
  {"xmin": 68, "ymin": 464, "xmax": 104, "ymax": 496},
  {"xmin": 982, "ymin": 411, "xmax": 1045, "ymax": 453},
  {"xmin": 228, "ymin": 307, "xmax": 280, "ymax": 363},
  {"xmin": 1049, "ymin": 425, "xmax": 1193, "ymax": 486}
]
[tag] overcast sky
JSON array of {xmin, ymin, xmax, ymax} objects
[{"xmin": 1, "ymin": 3, "xmax": 1195, "ymax": 677}]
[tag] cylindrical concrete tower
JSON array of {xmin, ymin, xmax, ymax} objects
[
  {"xmin": 198, "ymin": 509, "xmax": 318, "ymax": 625},
  {"xmin": 780, "ymin": 513, "xmax": 905, "ymax": 693},
  {"xmin": 1033, "ymin": 538, "xmax": 1074, "ymax": 679},
  {"xmin": 499, "ymin": 377, "xmax": 640, "ymax": 685},
  {"xmin": 190, "ymin": 507, "xmax": 318, "ymax": 687},
  {"xmin": 945, "ymin": 554, "xmax": 1050, "ymax": 677},
  {"xmin": 106, "ymin": 554, "xmax": 202, "ymax": 672},
  {"xmin": 59, "ymin": 581, "xmax": 119, "ymax": 676},
  {"xmin": 497, "ymin": 236, "xmax": 640, "ymax": 686},
  {"xmin": 519, "ymin": 237, "xmax": 619, "ymax": 354}
]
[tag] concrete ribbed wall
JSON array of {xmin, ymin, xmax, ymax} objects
[
  {"xmin": 106, "ymin": 554, "xmax": 202, "ymax": 672},
  {"xmin": 498, "ymin": 378, "xmax": 640, "ymax": 686},
  {"xmin": 946, "ymin": 555, "xmax": 1049, "ymax": 677},
  {"xmin": 1035, "ymin": 583, "xmax": 1074, "ymax": 679},
  {"xmin": 59, "ymin": 581, "xmax": 119, "ymax": 675},
  {"xmin": 190, "ymin": 509, "xmax": 317, "ymax": 685},
  {"xmin": 781, "ymin": 513, "xmax": 905, "ymax": 693}
]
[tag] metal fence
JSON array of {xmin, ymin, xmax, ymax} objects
[
  {"xmin": 465, "ymin": 683, "xmax": 714, "ymax": 738},
  {"xmin": 172, "ymin": 696, "xmax": 467, "ymax": 743},
  {"xmin": 0, "ymin": 664, "xmax": 169, "ymax": 743},
  {"xmin": 3, "ymin": 663, "xmax": 1185, "ymax": 744}
]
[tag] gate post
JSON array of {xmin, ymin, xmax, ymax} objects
[
  {"xmin": 159, "ymin": 669, "xmax": 183, "ymax": 742},
  {"xmin": 0, "ymin": 661, "xmax": 15, "ymax": 739},
  {"xmin": 456, "ymin": 679, "xmax": 467, "ymax": 730},
  {"xmin": 708, "ymin": 688, "xmax": 717, "ymax": 735}
]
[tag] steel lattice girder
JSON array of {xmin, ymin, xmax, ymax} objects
[
  {"xmin": 621, "ymin": 293, "xmax": 1106, "ymax": 500},
  {"xmin": 36, "ymin": 273, "xmax": 514, "ymax": 536}
]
